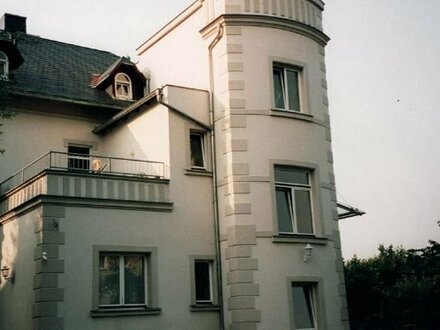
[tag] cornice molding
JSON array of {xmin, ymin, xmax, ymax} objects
[{"xmin": 201, "ymin": 14, "xmax": 330, "ymax": 46}]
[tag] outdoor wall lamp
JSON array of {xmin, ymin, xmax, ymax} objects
[
  {"xmin": 303, "ymin": 243, "xmax": 313, "ymax": 262},
  {"xmin": 1, "ymin": 265, "xmax": 14, "ymax": 283}
]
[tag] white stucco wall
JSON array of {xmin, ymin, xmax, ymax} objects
[
  {"xmin": 136, "ymin": 6, "xmax": 209, "ymax": 91},
  {"xmin": 0, "ymin": 210, "xmax": 38, "ymax": 330}
]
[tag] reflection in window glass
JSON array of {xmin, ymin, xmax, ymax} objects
[
  {"xmin": 99, "ymin": 253, "xmax": 146, "ymax": 306},
  {"xmin": 190, "ymin": 133, "xmax": 205, "ymax": 169},
  {"xmin": 292, "ymin": 284, "xmax": 316, "ymax": 329}
]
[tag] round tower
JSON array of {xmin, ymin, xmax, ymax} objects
[{"xmin": 202, "ymin": 1, "xmax": 348, "ymax": 329}]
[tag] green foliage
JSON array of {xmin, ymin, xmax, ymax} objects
[{"xmin": 344, "ymin": 241, "xmax": 440, "ymax": 330}]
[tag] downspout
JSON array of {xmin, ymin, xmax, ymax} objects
[{"xmin": 208, "ymin": 23, "xmax": 225, "ymax": 330}]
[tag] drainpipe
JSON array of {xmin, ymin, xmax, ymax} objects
[{"xmin": 208, "ymin": 23, "xmax": 225, "ymax": 330}]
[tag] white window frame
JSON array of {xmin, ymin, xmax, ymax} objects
[
  {"xmin": 189, "ymin": 255, "xmax": 218, "ymax": 310},
  {"xmin": 190, "ymin": 132, "xmax": 206, "ymax": 170},
  {"xmin": 0, "ymin": 51, "xmax": 9, "ymax": 79},
  {"xmin": 114, "ymin": 72, "xmax": 133, "ymax": 100},
  {"xmin": 91, "ymin": 246, "xmax": 160, "ymax": 317},
  {"xmin": 275, "ymin": 166, "xmax": 314, "ymax": 235},
  {"xmin": 291, "ymin": 283, "xmax": 318, "ymax": 330},
  {"xmin": 98, "ymin": 253, "xmax": 148, "ymax": 308},
  {"xmin": 67, "ymin": 144, "xmax": 91, "ymax": 171},
  {"xmin": 273, "ymin": 64, "xmax": 302, "ymax": 112}
]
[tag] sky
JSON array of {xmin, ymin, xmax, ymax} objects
[{"xmin": 2, "ymin": 0, "xmax": 439, "ymax": 258}]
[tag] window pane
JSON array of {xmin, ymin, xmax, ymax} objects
[
  {"xmin": 195, "ymin": 261, "xmax": 211, "ymax": 302},
  {"xmin": 124, "ymin": 256, "xmax": 145, "ymax": 305},
  {"xmin": 292, "ymin": 285, "xmax": 315, "ymax": 329},
  {"xmin": 286, "ymin": 69, "xmax": 300, "ymax": 111},
  {"xmin": 276, "ymin": 188, "xmax": 294, "ymax": 233},
  {"xmin": 295, "ymin": 190, "xmax": 313, "ymax": 234},
  {"xmin": 99, "ymin": 255, "xmax": 120, "ymax": 305},
  {"xmin": 190, "ymin": 133, "xmax": 205, "ymax": 168},
  {"xmin": 0, "ymin": 64, "xmax": 5, "ymax": 76},
  {"xmin": 273, "ymin": 67, "xmax": 285, "ymax": 109},
  {"xmin": 68, "ymin": 145, "xmax": 90, "ymax": 170},
  {"xmin": 275, "ymin": 167, "xmax": 309, "ymax": 185}
]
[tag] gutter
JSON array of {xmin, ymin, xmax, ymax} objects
[{"xmin": 207, "ymin": 23, "xmax": 225, "ymax": 330}]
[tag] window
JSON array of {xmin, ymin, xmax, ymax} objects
[
  {"xmin": 92, "ymin": 246, "xmax": 160, "ymax": 317},
  {"xmin": 275, "ymin": 166, "xmax": 313, "ymax": 234},
  {"xmin": 190, "ymin": 132, "xmax": 205, "ymax": 169},
  {"xmin": 273, "ymin": 64, "xmax": 301, "ymax": 112},
  {"xmin": 115, "ymin": 73, "xmax": 132, "ymax": 100},
  {"xmin": 190, "ymin": 256, "xmax": 218, "ymax": 310},
  {"xmin": 291, "ymin": 283, "xmax": 317, "ymax": 330},
  {"xmin": 99, "ymin": 253, "xmax": 146, "ymax": 307},
  {"xmin": 194, "ymin": 260, "xmax": 213, "ymax": 304},
  {"xmin": 68, "ymin": 145, "xmax": 90, "ymax": 170},
  {"xmin": 0, "ymin": 51, "xmax": 8, "ymax": 79}
]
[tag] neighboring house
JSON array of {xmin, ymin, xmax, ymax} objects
[{"xmin": 0, "ymin": 1, "xmax": 351, "ymax": 329}]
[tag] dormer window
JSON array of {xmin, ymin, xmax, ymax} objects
[
  {"xmin": 0, "ymin": 51, "xmax": 9, "ymax": 79},
  {"xmin": 115, "ymin": 73, "xmax": 132, "ymax": 100}
]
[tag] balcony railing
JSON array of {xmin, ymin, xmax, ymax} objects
[{"xmin": 0, "ymin": 151, "xmax": 165, "ymax": 195}]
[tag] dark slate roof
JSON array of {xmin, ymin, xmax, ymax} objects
[{"xmin": 5, "ymin": 32, "xmax": 133, "ymax": 108}]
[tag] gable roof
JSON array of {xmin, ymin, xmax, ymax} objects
[{"xmin": 5, "ymin": 32, "xmax": 134, "ymax": 109}]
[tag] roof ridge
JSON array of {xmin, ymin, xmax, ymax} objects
[{"xmin": 20, "ymin": 33, "xmax": 123, "ymax": 58}]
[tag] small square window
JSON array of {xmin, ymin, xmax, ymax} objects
[
  {"xmin": 291, "ymin": 283, "xmax": 317, "ymax": 330},
  {"xmin": 68, "ymin": 145, "xmax": 90, "ymax": 170},
  {"xmin": 273, "ymin": 64, "xmax": 301, "ymax": 112},
  {"xmin": 275, "ymin": 166, "xmax": 314, "ymax": 235},
  {"xmin": 190, "ymin": 132, "xmax": 206, "ymax": 169}
]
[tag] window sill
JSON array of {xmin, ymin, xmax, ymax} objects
[
  {"xmin": 90, "ymin": 307, "xmax": 162, "ymax": 318},
  {"xmin": 272, "ymin": 235, "xmax": 328, "ymax": 245},
  {"xmin": 190, "ymin": 304, "xmax": 220, "ymax": 312},
  {"xmin": 185, "ymin": 169, "xmax": 213, "ymax": 177},
  {"xmin": 270, "ymin": 109, "xmax": 314, "ymax": 122}
]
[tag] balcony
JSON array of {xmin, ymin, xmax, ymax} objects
[{"xmin": 0, "ymin": 152, "xmax": 171, "ymax": 217}]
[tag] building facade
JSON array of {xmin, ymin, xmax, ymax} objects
[{"xmin": 0, "ymin": 1, "xmax": 349, "ymax": 329}]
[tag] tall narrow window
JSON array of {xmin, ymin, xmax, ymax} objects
[
  {"xmin": 0, "ymin": 51, "xmax": 9, "ymax": 79},
  {"xmin": 68, "ymin": 145, "xmax": 90, "ymax": 170},
  {"xmin": 273, "ymin": 64, "xmax": 301, "ymax": 112},
  {"xmin": 99, "ymin": 253, "xmax": 147, "ymax": 307},
  {"xmin": 275, "ymin": 166, "xmax": 313, "ymax": 234},
  {"xmin": 190, "ymin": 132, "xmax": 205, "ymax": 169},
  {"xmin": 194, "ymin": 260, "xmax": 213, "ymax": 304},
  {"xmin": 291, "ymin": 283, "xmax": 317, "ymax": 330},
  {"xmin": 115, "ymin": 73, "xmax": 133, "ymax": 100}
]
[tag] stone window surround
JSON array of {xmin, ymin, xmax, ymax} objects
[
  {"xmin": 269, "ymin": 56, "xmax": 311, "ymax": 116},
  {"xmin": 286, "ymin": 276, "xmax": 327, "ymax": 330},
  {"xmin": 185, "ymin": 123, "xmax": 212, "ymax": 176},
  {"xmin": 0, "ymin": 50, "xmax": 9, "ymax": 79},
  {"xmin": 189, "ymin": 255, "xmax": 220, "ymax": 312},
  {"xmin": 90, "ymin": 245, "xmax": 161, "ymax": 317},
  {"xmin": 270, "ymin": 159, "xmax": 324, "ymax": 240}
]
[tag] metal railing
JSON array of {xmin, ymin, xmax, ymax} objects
[{"xmin": 0, "ymin": 151, "xmax": 165, "ymax": 195}]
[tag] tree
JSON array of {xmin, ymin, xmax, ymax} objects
[{"xmin": 344, "ymin": 241, "xmax": 440, "ymax": 330}]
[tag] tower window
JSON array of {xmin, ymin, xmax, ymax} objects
[
  {"xmin": 273, "ymin": 64, "xmax": 301, "ymax": 112},
  {"xmin": 0, "ymin": 51, "xmax": 9, "ymax": 79},
  {"xmin": 115, "ymin": 73, "xmax": 133, "ymax": 100},
  {"xmin": 274, "ymin": 166, "xmax": 314, "ymax": 234}
]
